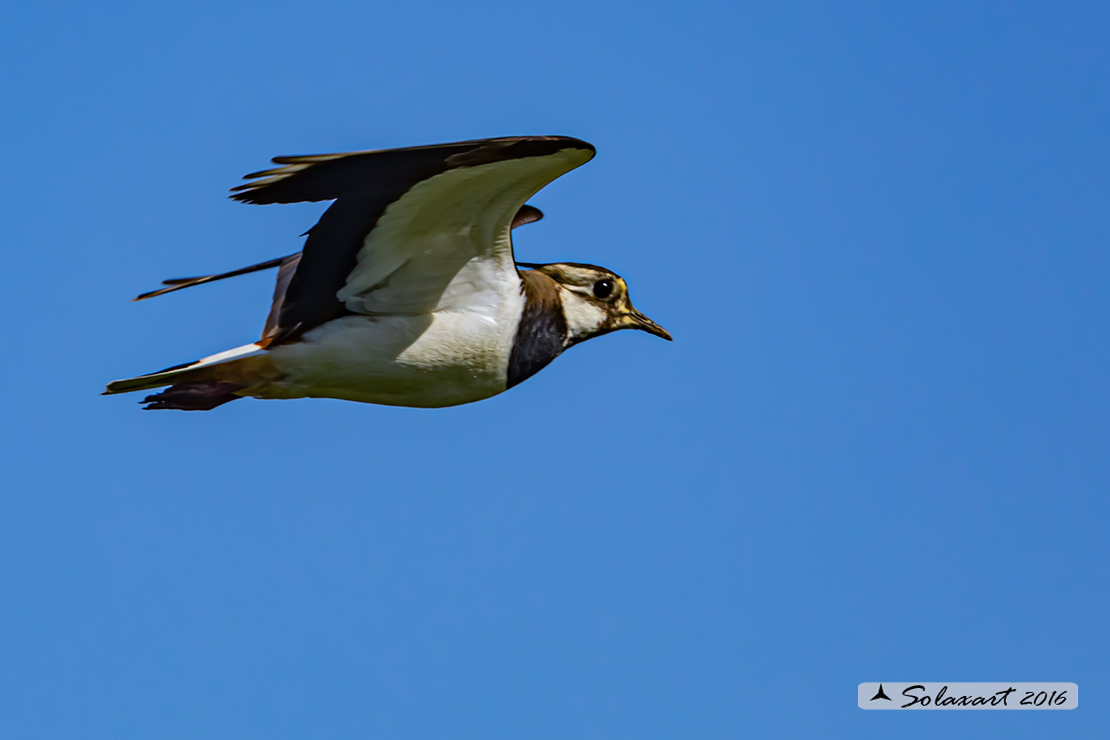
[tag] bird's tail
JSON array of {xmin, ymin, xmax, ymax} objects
[{"xmin": 104, "ymin": 343, "xmax": 273, "ymax": 410}]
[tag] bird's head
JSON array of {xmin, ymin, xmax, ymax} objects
[{"xmin": 519, "ymin": 262, "xmax": 672, "ymax": 345}]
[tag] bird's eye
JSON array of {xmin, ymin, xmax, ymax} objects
[{"xmin": 593, "ymin": 279, "xmax": 614, "ymax": 300}]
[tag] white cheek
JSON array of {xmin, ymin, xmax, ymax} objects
[{"xmin": 561, "ymin": 293, "xmax": 608, "ymax": 339}]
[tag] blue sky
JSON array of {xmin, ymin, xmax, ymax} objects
[{"xmin": 2, "ymin": 1, "xmax": 1107, "ymax": 737}]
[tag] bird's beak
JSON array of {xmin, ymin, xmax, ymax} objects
[{"xmin": 625, "ymin": 309, "xmax": 673, "ymax": 341}]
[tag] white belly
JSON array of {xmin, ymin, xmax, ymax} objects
[{"xmin": 261, "ymin": 308, "xmax": 518, "ymax": 407}]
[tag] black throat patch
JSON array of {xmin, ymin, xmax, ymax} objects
[{"xmin": 507, "ymin": 270, "xmax": 568, "ymax": 388}]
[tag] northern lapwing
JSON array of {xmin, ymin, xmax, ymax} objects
[{"xmin": 105, "ymin": 136, "xmax": 671, "ymax": 410}]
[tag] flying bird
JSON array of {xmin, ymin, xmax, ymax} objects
[{"xmin": 105, "ymin": 136, "xmax": 671, "ymax": 410}]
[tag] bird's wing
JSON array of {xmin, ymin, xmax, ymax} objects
[
  {"xmin": 131, "ymin": 205, "xmax": 544, "ymax": 304},
  {"xmin": 230, "ymin": 136, "xmax": 594, "ymax": 343}
]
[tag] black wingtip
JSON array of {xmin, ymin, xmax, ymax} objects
[
  {"xmin": 511, "ymin": 204, "xmax": 544, "ymax": 229},
  {"xmin": 132, "ymin": 286, "xmax": 177, "ymax": 302}
]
